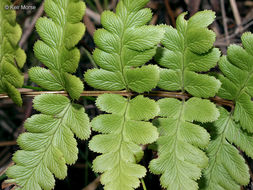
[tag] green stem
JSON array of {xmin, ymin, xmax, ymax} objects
[
  {"xmin": 104, "ymin": 0, "xmax": 108, "ymax": 9},
  {"xmin": 81, "ymin": 47, "xmax": 98, "ymax": 68},
  {"xmin": 81, "ymin": 96, "xmax": 96, "ymax": 101},
  {"xmin": 141, "ymin": 178, "xmax": 147, "ymax": 190},
  {"xmin": 22, "ymin": 85, "xmax": 45, "ymax": 91},
  {"xmin": 84, "ymin": 141, "xmax": 88, "ymax": 186},
  {"xmin": 0, "ymin": 174, "xmax": 6, "ymax": 181},
  {"xmin": 79, "ymin": 150, "xmax": 99, "ymax": 178}
]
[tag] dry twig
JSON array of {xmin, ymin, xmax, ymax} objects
[
  {"xmin": 0, "ymin": 162, "xmax": 14, "ymax": 177},
  {"xmin": 230, "ymin": 0, "xmax": 243, "ymax": 33},
  {"xmin": 83, "ymin": 15, "xmax": 96, "ymax": 36},
  {"xmin": 150, "ymin": 13, "xmax": 159, "ymax": 25},
  {"xmin": 215, "ymin": 20, "xmax": 253, "ymax": 46},
  {"xmin": 82, "ymin": 176, "xmax": 101, "ymax": 190},
  {"xmin": 86, "ymin": 8, "xmax": 101, "ymax": 24},
  {"xmin": 19, "ymin": 1, "xmax": 45, "ymax": 48},
  {"xmin": 109, "ymin": 0, "xmax": 118, "ymax": 10},
  {"xmin": 164, "ymin": 0, "xmax": 176, "ymax": 27},
  {"xmin": 0, "ymin": 141, "xmax": 17, "ymax": 147},
  {"xmin": 220, "ymin": 0, "xmax": 230, "ymax": 45},
  {"xmin": 187, "ymin": 0, "xmax": 201, "ymax": 16},
  {"xmin": 94, "ymin": 0, "xmax": 103, "ymax": 14}
]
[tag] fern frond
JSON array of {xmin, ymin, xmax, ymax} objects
[
  {"xmin": 29, "ymin": 0, "xmax": 86, "ymax": 99},
  {"xmin": 0, "ymin": 0, "xmax": 26, "ymax": 106},
  {"xmin": 150, "ymin": 11, "xmax": 221, "ymax": 190},
  {"xmin": 218, "ymin": 32, "xmax": 253, "ymax": 132},
  {"xmin": 83, "ymin": 1, "xmax": 163, "ymax": 189},
  {"xmin": 149, "ymin": 97, "xmax": 219, "ymax": 190},
  {"xmin": 89, "ymin": 94, "xmax": 159, "ymax": 190},
  {"xmin": 200, "ymin": 107, "xmax": 250, "ymax": 190},
  {"xmin": 84, "ymin": 0, "xmax": 164, "ymax": 93},
  {"xmin": 6, "ymin": 94, "xmax": 90, "ymax": 189},
  {"xmin": 6, "ymin": 1, "xmax": 91, "ymax": 189},
  {"xmin": 201, "ymin": 32, "xmax": 253, "ymax": 189},
  {"xmin": 155, "ymin": 10, "xmax": 221, "ymax": 97}
]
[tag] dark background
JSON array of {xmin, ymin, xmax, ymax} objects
[{"xmin": 0, "ymin": 0, "xmax": 253, "ymax": 189}]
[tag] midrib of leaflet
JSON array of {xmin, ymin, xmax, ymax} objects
[
  {"xmin": 204, "ymin": 112, "xmax": 233, "ymax": 189},
  {"xmin": 48, "ymin": 1, "xmax": 71, "ymax": 89},
  {"xmin": 234, "ymin": 70, "xmax": 253, "ymax": 101},
  {"xmin": 167, "ymin": 99, "xmax": 189, "ymax": 189},
  {"xmin": 117, "ymin": 4, "xmax": 130, "ymax": 91},
  {"xmin": 110, "ymin": 97, "xmax": 131, "ymax": 186}
]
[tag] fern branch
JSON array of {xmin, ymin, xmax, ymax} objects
[
  {"xmin": 150, "ymin": 10, "xmax": 221, "ymax": 190},
  {"xmin": 201, "ymin": 32, "xmax": 253, "ymax": 190},
  {"xmin": 89, "ymin": 94, "xmax": 158, "ymax": 190},
  {"xmin": 150, "ymin": 97, "xmax": 219, "ymax": 190},
  {"xmin": 84, "ymin": 0, "xmax": 164, "ymax": 93},
  {"xmin": 200, "ymin": 107, "xmax": 250, "ymax": 190},
  {"xmin": 83, "ymin": 1, "xmax": 166, "ymax": 189},
  {"xmin": 29, "ymin": 0, "xmax": 86, "ymax": 100},
  {"xmin": 0, "ymin": 0, "xmax": 26, "ymax": 106},
  {"xmin": 6, "ymin": 94, "xmax": 91, "ymax": 189},
  {"xmin": 6, "ymin": 1, "xmax": 91, "ymax": 189}
]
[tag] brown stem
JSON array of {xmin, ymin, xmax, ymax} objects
[
  {"xmin": 83, "ymin": 15, "xmax": 96, "ymax": 37},
  {"xmin": 13, "ymin": 0, "xmax": 23, "ymax": 6},
  {"xmin": 230, "ymin": 0, "xmax": 243, "ymax": 33},
  {"xmin": 0, "ymin": 90, "xmax": 235, "ymax": 108},
  {"xmin": 164, "ymin": 0, "xmax": 176, "ymax": 27},
  {"xmin": 86, "ymin": 8, "xmax": 101, "ymax": 24},
  {"xmin": 0, "ymin": 141, "xmax": 17, "ymax": 147}
]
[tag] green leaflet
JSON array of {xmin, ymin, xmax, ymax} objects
[
  {"xmin": 0, "ymin": 0, "xmax": 26, "ymax": 106},
  {"xmin": 149, "ymin": 98, "xmax": 219, "ymax": 190},
  {"xmin": 29, "ymin": 0, "xmax": 86, "ymax": 99},
  {"xmin": 155, "ymin": 10, "xmax": 221, "ymax": 98},
  {"xmin": 151, "ymin": 10, "xmax": 221, "ymax": 190},
  {"xmin": 6, "ymin": 94, "xmax": 91, "ymax": 189},
  {"xmin": 84, "ymin": 0, "xmax": 164, "ymax": 93},
  {"xmin": 200, "ymin": 107, "xmax": 250, "ymax": 190},
  {"xmin": 201, "ymin": 32, "xmax": 253, "ymax": 189},
  {"xmin": 89, "ymin": 94, "xmax": 159, "ymax": 190}
]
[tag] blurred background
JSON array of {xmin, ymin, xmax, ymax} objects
[{"xmin": 0, "ymin": 0, "xmax": 253, "ymax": 189}]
